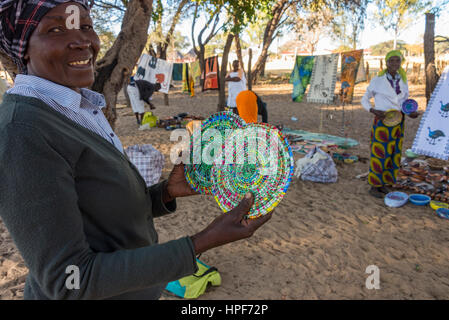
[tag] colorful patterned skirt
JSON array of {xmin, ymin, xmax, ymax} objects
[{"xmin": 368, "ymin": 115, "xmax": 404, "ymax": 187}]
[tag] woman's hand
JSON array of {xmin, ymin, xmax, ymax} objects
[
  {"xmin": 370, "ymin": 108, "xmax": 386, "ymax": 120},
  {"xmin": 408, "ymin": 111, "xmax": 420, "ymax": 119},
  {"xmin": 190, "ymin": 193, "xmax": 272, "ymax": 254},
  {"xmin": 164, "ymin": 163, "xmax": 198, "ymax": 203}
]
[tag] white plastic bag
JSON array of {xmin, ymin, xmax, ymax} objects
[{"xmin": 295, "ymin": 147, "xmax": 338, "ymax": 183}]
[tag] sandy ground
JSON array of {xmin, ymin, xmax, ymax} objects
[{"xmin": 1, "ymin": 81, "xmax": 449, "ymax": 300}]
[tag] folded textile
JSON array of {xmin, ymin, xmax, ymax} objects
[
  {"xmin": 289, "ymin": 55, "xmax": 315, "ymax": 102},
  {"xmin": 124, "ymin": 144, "xmax": 164, "ymax": 187},
  {"xmin": 412, "ymin": 66, "xmax": 449, "ymax": 160}
]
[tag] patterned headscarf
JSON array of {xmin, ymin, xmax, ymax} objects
[
  {"xmin": 0, "ymin": 0, "xmax": 93, "ymax": 73},
  {"xmin": 378, "ymin": 50, "xmax": 407, "ymax": 83}
]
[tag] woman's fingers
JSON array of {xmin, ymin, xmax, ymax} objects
[{"xmin": 230, "ymin": 192, "xmax": 254, "ymax": 221}]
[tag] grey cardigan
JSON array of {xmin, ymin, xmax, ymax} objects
[{"xmin": 0, "ymin": 94, "xmax": 197, "ymax": 299}]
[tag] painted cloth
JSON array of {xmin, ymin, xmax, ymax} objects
[
  {"xmin": 236, "ymin": 90, "xmax": 258, "ymax": 123},
  {"xmin": 289, "ymin": 55, "xmax": 315, "ymax": 102},
  {"xmin": 136, "ymin": 54, "xmax": 150, "ymax": 80},
  {"xmin": 8, "ymin": 74, "xmax": 124, "ymax": 153},
  {"xmin": 226, "ymin": 69, "xmax": 246, "ymax": 108},
  {"xmin": 368, "ymin": 116, "xmax": 404, "ymax": 187},
  {"xmin": 307, "ymin": 53, "xmax": 338, "ymax": 104},
  {"xmin": 189, "ymin": 60, "xmax": 201, "ymax": 87},
  {"xmin": 378, "ymin": 50, "xmax": 407, "ymax": 83},
  {"xmin": 172, "ymin": 63, "xmax": 183, "ymax": 81},
  {"xmin": 0, "ymin": 0, "xmax": 92, "ymax": 73},
  {"xmin": 139, "ymin": 55, "xmax": 173, "ymax": 94},
  {"xmin": 182, "ymin": 63, "xmax": 190, "ymax": 93},
  {"xmin": 340, "ymin": 49, "xmax": 363, "ymax": 103},
  {"xmin": 125, "ymin": 144, "xmax": 165, "ymax": 187},
  {"xmin": 361, "ymin": 74, "xmax": 409, "ymax": 112},
  {"xmin": 355, "ymin": 56, "xmax": 367, "ymax": 84},
  {"xmin": 202, "ymin": 56, "xmax": 219, "ymax": 91},
  {"xmin": 412, "ymin": 66, "xmax": 449, "ymax": 160}
]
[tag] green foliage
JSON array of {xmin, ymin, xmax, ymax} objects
[
  {"xmin": 330, "ymin": 0, "xmax": 370, "ymax": 49},
  {"xmin": 374, "ymin": 0, "xmax": 431, "ymax": 38}
]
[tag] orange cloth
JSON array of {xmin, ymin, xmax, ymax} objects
[{"xmin": 236, "ymin": 90, "xmax": 258, "ymax": 123}]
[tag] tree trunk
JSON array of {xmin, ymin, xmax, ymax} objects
[
  {"xmin": 424, "ymin": 12, "xmax": 438, "ymax": 104},
  {"xmin": 250, "ymin": 0, "xmax": 288, "ymax": 84},
  {"xmin": 217, "ymin": 33, "xmax": 235, "ymax": 111},
  {"xmin": 234, "ymin": 32, "xmax": 246, "ymax": 77},
  {"xmin": 247, "ymin": 48, "xmax": 253, "ymax": 91},
  {"xmin": 91, "ymin": 0, "xmax": 153, "ymax": 129}
]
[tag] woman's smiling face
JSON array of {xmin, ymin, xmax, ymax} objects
[{"xmin": 24, "ymin": 2, "xmax": 100, "ymax": 92}]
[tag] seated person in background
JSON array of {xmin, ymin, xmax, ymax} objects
[
  {"xmin": 254, "ymin": 92, "xmax": 268, "ymax": 123},
  {"xmin": 225, "ymin": 60, "xmax": 246, "ymax": 114},
  {"xmin": 236, "ymin": 90, "xmax": 258, "ymax": 124},
  {"xmin": 127, "ymin": 76, "xmax": 161, "ymax": 125}
]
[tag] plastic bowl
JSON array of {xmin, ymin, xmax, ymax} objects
[
  {"xmin": 384, "ymin": 191, "xmax": 409, "ymax": 208},
  {"xmin": 436, "ymin": 208, "xmax": 449, "ymax": 220},
  {"xmin": 409, "ymin": 194, "xmax": 431, "ymax": 206},
  {"xmin": 430, "ymin": 200, "xmax": 449, "ymax": 211}
]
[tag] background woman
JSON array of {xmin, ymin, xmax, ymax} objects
[{"xmin": 361, "ymin": 50, "xmax": 420, "ymax": 198}]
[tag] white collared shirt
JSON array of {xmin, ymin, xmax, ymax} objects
[
  {"xmin": 7, "ymin": 74, "xmax": 124, "ymax": 153},
  {"xmin": 361, "ymin": 74, "xmax": 409, "ymax": 112}
]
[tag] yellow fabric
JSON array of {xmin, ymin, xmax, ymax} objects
[
  {"xmin": 378, "ymin": 50, "xmax": 407, "ymax": 83},
  {"xmin": 189, "ymin": 60, "xmax": 201, "ymax": 86},
  {"xmin": 236, "ymin": 90, "xmax": 258, "ymax": 123}
]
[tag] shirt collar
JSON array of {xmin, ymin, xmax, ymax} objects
[
  {"xmin": 13, "ymin": 74, "xmax": 106, "ymax": 112},
  {"xmin": 385, "ymin": 72, "xmax": 400, "ymax": 81}
]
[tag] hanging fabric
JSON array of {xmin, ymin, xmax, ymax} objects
[
  {"xmin": 289, "ymin": 55, "xmax": 315, "ymax": 103},
  {"xmin": 307, "ymin": 53, "xmax": 339, "ymax": 104},
  {"xmin": 146, "ymin": 57, "xmax": 173, "ymax": 94},
  {"xmin": 172, "ymin": 63, "xmax": 183, "ymax": 81},
  {"xmin": 189, "ymin": 60, "xmax": 201, "ymax": 87},
  {"xmin": 202, "ymin": 56, "xmax": 220, "ymax": 91},
  {"xmin": 412, "ymin": 66, "xmax": 449, "ymax": 160},
  {"xmin": 182, "ymin": 63, "xmax": 191, "ymax": 93},
  {"xmin": 340, "ymin": 49, "xmax": 363, "ymax": 103}
]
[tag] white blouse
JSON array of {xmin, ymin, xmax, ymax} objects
[{"xmin": 361, "ymin": 74, "xmax": 409, "ymax": 112}]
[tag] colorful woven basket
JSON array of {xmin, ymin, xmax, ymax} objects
[
  {"xmin": 383, "ymin": 109, "xmax": 402, "ymax": 127},
  {"xmin": 401, "ymin": 99, "xmax": 418, "ymax": 114},
  {"xmin": 211, "ymin": 123, "xmax": 294, "ymax": 219},
  {"xmin": 184, "ymin": 111, "xmax": 245, "ymax": 194}
]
